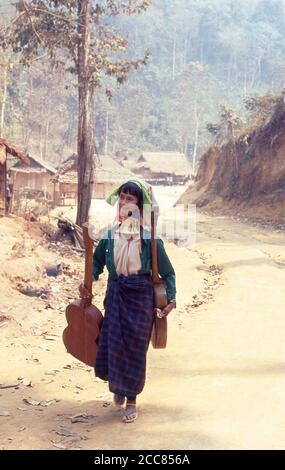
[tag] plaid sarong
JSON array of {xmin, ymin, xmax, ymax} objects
[{"xmin": 95, "ymin": 273, "xmax": 154, "ymax": 397}]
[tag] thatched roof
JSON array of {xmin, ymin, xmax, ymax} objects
[
  {"xmin": 55, "ymin": 154, "xmax": 135, "ymax": 184},
  {"xmin": 96, "ymin": 155, "xmax": 135, "ymax": 182},
  {"xmin": 0, "ymin": 138, "xmax": 30, "ymax": 165},
  {"xmin": 123, "ymin": 151, "xmax": 193, "ymax": 176},
  {"xmin": 56, "ymin": 171, "xmax": 77, "ymax": 184},
  {"xmin": 11, "ymin": 154, "xmax": 56, "ymax": 174},
  {"xmin": 57, "ymin": 153, "xmax": 77, "ymax": 175}
]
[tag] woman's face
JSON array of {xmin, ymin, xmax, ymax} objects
[{"xmin": 118, "ymin": 191, "xmax": 139, "ymax": 222}]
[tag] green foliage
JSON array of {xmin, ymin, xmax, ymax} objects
[
  {"xmin": 4, "ymin": 1, "xmax": 149, "ymax": 88},
  {"xmin": 1, "ymin": 0, "xmax": 285, "ymax": 164},
  {"xmin": 243, "ymin": 94, "xmax": 280, "ymax": 129},
  {"xmin": 206, "ymin": 105, "xmax": 245, "ymax": 144}
]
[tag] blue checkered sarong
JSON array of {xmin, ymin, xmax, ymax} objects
[{"xmin": 95, "ymin": 273, "xmax": 154, "ymax": 397}]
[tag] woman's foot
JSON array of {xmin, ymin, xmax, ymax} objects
[
  {"xmin": 122, "ymin": 403, "xmax": 138, "ymax": 423},
  {"xmin": 114, "ymin": 394, "xmax": 125, "ymax": 406}
]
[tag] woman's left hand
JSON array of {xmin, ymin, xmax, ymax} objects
[{"xmin": 160, "ymin": 302, "xmax": 175, "ymax": 317}]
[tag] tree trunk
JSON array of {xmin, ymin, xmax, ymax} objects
[
  {"xmin": 0, "ymin": 65, "xmax": 7, "ymax": 136},
  {"xmin": 183, "ymin": 135, "xmax": 188, "ymax": 157},
  {"xmin": 104, "ymin": 111, "xmax": 109, "ymax": 155},
  {"xmin": 243, "ymin": 63, "xmax": 247, "ymax": 98},
  {"xmin": 227, "ymin": 52, "xmax": 232, "ymax": 83},
  {"xmin": 22, "ymin": 73, "xmax": 33, "ymax": 146},
  {"xmin": 76, "ymin": 0, "xmax": 95, "ymax": 227},
  {"xmin": 199, "ymin": 39, "xmax": 204, "ymax": 65},
  {"xmin": 172, "ymin": 31, "xmax": 176, "ymax": 80},
  {"xmin": 44, "ymin": 118, "xmax": 50, "ymax": 160},
  {"xmin": 192, "ymin": 102, "xmax": 199, "ymax": 172},
  {"xmin": 250, "ymin": 55, "xmax": 262, "ymax": 90},
  {"xmin": 44, "ymin": 97, "xmax": 51, "ymax": 160},
  {"xmin": 183, "ymin": 34, "xmax": 188, "ymax": 71},
  {"xmin": 66, "ymin": 116, "xmax": 74, "ymax": 147},
  {"xmin": 39, "ymin": 124, "xmax": 44, "ymax": 159}
]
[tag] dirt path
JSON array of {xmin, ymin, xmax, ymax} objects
[{"xmin": 1, "ymin": 211, "xmax": 285, "ymax": 450}]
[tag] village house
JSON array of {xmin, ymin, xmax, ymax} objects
[
  {"xmin": 94, "ymin": 154, "xmax": 136, "ymax": 198},
  {"xmin": 121, "ymin": 151, "xmax": 193, "ymax": 185},
  {"xmin": 52, "ymin": 153, "xmax": 77, "ymax": 206},
  {"xmin": 0, "ymin": 138, "xmax": 30, "ymax": 216},
  {"xmin": 53, "ymin": 153, "xmax": 136, "ymax": 206},
  {"xmin": 10, "ymin": 154, "xmax": 57, "ymax": 203}
]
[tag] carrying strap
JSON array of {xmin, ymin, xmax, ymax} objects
[{"xmin": 151, "ymin": 210, "xmax": 160, "ymax": 285}]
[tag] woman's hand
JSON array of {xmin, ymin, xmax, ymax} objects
[{"xmin": 160, "ymin": 302, "xmax": 175, "ymax": 317}]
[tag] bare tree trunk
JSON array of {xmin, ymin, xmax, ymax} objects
[
  {"xmin": 66, "ymin": 117, "xmax": 74, "ymax": 147},
  {"xmin": 243, "ymin": 63, "xmax": 247, "ymax": 98},
  {"xmin": 0, "ymin": 65, "xmax": 7, "ymax": 136},
  {"xmin": 22, "ymin": 73, "xmax": 33, "ymax": 146},
  {"xmin": 76, "ymin": 0, "xmax": 95, "ymax": 227},
  {"xmin": 227, "ymin": 53, "xmax": 232, "ymax": 83},
  {"xmin": 199, "ymin": 39, "xmax": 204, "ymax": 65},
  {"xmin": 183, "ymin": 34, "xmax": 188, "ymax": 71},
  {"xmin": 44, "ymin": 97, "xmax": 51, "ymax": 160},
  {"xmin": 233, "ymin": 52, "xmax": 238, "ymax": 84},
  {"xmin": 172, "ymin": 30, "xmax": 176, "ymax": 80},
  {"xmin": 112, "ymin": 138, "xmax": 116, "ymax": 154},
  {"xmin": 104, "ymin": 111, "xmax": 109, "ymax": 155},
  {"xmin": 250, "ymin": 55, "xmax": 262, "ymax": 90},
  {"xmin": 183, "ymin": 135, "xmax": 188, "ymax": 157},
  {"xmin": 192, "ymin": 103, "xmax": 199, "ymax": 172},
  {"xmin": 44, "ymin": 117, "xmax": 50, "ymax": 160},
  {"xmin": 39, "ymin": 124, "xmax": 44, "ymax": 159}
]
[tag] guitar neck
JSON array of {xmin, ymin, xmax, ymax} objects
[
  {"xmin": 83, "ymin": 224, "xmax": 93, "ymax": 298},
  {"xmin": 151, "ymin": 210, "xmax": 160, "ymax": 284}
]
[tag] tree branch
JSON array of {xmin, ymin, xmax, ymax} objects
[{"xmin": 23, "ymin": 1, "xmax": 43, "ymax": 45}]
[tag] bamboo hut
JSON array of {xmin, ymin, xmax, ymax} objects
[
  {"xmin": 0, "ymin": 138, "xmax": 30, "ymax": 216},
  {"xmin": 122, "ymin": 151, "xmax": 193, "ymax": 185}
]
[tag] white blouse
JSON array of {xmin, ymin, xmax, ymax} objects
[{"xmin": 113, "ymin": 218, "xmax": 142, "ymax": 276}]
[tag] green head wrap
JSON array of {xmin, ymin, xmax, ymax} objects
[{"xmin": 105, "ymin": 177, "xmax": 153, "ymax": 207}]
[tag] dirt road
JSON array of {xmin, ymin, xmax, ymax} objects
[{"xmin": 1, "ymin": 208, "xmax": 285, "ymax": 450}]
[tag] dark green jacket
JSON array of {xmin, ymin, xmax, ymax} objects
[{"xmin": 92, "ymin": 227, "xmax": 176, "ymax": 302}]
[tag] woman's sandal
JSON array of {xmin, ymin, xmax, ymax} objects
[
  {"xmin": 114, "ymin": 394, "xmax": 125, "ymax": 406},
  {"xmin": 122, "ymin": 403, "xmax": 138, "ymax": 423}
]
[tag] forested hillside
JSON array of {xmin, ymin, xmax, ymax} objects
[{"xmin": 1, "ymin": 0, "xmax": 285, "ymax": 166}]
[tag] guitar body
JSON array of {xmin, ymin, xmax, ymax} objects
[
  {"xmin": 62, "ymin": 224, "xmax": 103, "ymax": 367},
  {"xmin": 63, "ymin": 300, "xmax": 103, "ymax": 367}
]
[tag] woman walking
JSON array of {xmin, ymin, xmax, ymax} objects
[{"xmin": 81, "ymin": 178, "xmax": 176, "ymax": 423}]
